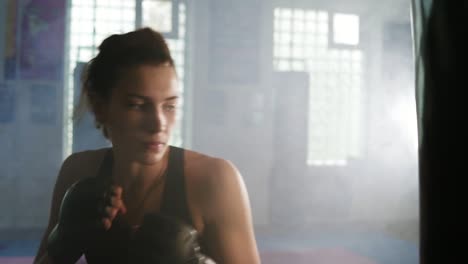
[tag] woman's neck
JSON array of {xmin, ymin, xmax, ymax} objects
[{"xmin": 111, "ymin": 148, "xmax": 170, "ymax": 191}]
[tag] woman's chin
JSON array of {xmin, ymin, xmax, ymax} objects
[{"xmin": 139, "ymin": 148, "xmax": 167, "ymax": 164}]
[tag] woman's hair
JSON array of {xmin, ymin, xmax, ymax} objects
[{"xmin": 74, "ymin": 27, "xmax": 175, "ymax": 137}]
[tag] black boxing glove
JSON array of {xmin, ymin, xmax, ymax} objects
[
  {"xmin": 47, "ymin": 177, "xmax": 109, "ymax": 264},
  {"xmin": 128, "ymin": 213, "xmax": 216, "ymax": 264}
]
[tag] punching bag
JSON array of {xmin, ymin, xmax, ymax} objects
[{"xmin": 412, "ymin": 1, "xmax": 468, "ymax": 263}]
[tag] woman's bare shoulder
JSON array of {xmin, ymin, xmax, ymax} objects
[
  {"xmin": 183, "ymin": 148, "xmax": 229, "ymax": 173},
  {"xmin": 66, "ymin": 147, "xmax": 109, "ymax": 165},
  {"xmin": 58, "ymin": 147, "xmax": 110, "ymax": 185},
  {"xmin": 183, "ymin": 148, "xmax": 240, "ymax": 186}
]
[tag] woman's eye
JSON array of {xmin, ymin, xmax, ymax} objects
[
  {"xmin": 128, "ymin": 103, "xmax": 145, "ymax": 110},
  {"xmin": 164, "ymin": 104, "xmax": 177, "ymax": 112}
]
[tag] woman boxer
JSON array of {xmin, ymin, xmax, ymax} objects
[{"xmin": 34, "ymin": 28, "xmax": 260, "ymax": 264}]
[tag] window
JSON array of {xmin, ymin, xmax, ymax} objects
[
  {"xmin": 273, "ymin": 8, "xmax": 364, "ymax": 166},
  {"xmin": 143, "ymin": 2, "xmax": 187, "ymax": 147},
  {"xmin": 143, "ymin": 0, "xmax": 173, "ymax": 32},
  {"xmin": 332, "ymin": 13, "xmax": 360, "ymax": 46},
  {"xmin": 65, "ymin": 0, "xmax": 187, "ymax": 155}
]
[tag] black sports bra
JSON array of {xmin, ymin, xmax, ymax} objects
[{"xmin": 84, "ymin": 146, "xmax": 193, "ymax": 264}]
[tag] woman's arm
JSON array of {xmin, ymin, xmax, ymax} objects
[
  {"xmin": 202, "ymin": 159, "xmax": 261, "ymax": 264},
  {"xmin": 33, "ymin": 153, "xmax": 83, "ymax": 264}
]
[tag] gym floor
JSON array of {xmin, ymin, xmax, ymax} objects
[{"xmin": 0, "ymin": 229, "xmax": 418, "ymax": 264}]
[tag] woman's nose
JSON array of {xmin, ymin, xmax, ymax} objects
[{"xmin": 146, "ymin": 107, "xmax": 166, "ymax": 133}]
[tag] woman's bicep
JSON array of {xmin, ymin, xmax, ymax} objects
[{"xmin": 202, "ymin": 160, "xmax": 260, "ymax": 264}]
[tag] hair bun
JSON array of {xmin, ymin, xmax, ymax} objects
[{"xmin": 98, "ymin": 28, "xmax": 171, "ymax": 58}]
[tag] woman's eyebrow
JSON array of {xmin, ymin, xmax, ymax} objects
[
  {"xmin": 126, "ymin": 93, "xmax": 179, "ymax": 101},
  {"xmin": 126, "ymin": 93, "xmax": 148, "ymax": 100},
  {"xmin": 164, "ymin": 96, "xmax": 179, "ymax": 101}
]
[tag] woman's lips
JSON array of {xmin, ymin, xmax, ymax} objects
[{"xmin": 144, "ymin": 142, "xmax": 165, "ymax": 152}]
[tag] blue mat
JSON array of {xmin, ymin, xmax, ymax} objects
[{"xmin": 0, "ymin": 240, "xmax": 40, "ymax": 257}]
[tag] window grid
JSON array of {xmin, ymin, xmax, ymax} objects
[
  {"xmin": 273, "ymin": 7, "xmax": 364, "ymax": 166},
  {"xmin": 163, "ymin": 3, "xmax": 186, "ymax": 147},
  {"xmin": 66, "ymin": 0, "xmax": 187, "ymax": 155}
]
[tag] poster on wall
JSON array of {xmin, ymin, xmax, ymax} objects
[
  {"xmin": 4, "ymin": 0, "xmax": 18, "ymax": 80},
  {"xmin": 19, "ymin": 0, "xmax": 66, "ymax": 81},
  {"xmin": 29, "ymin": 83, "xmax": 57, "ymax": 125},
  {"xmin": 0, "ymin": 83, "xmax": 16, "ymax": 123}
]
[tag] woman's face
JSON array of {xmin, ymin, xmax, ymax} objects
[{"xmin": 102, "ymin": 64, "xmax": 180, "ymax": 164}]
